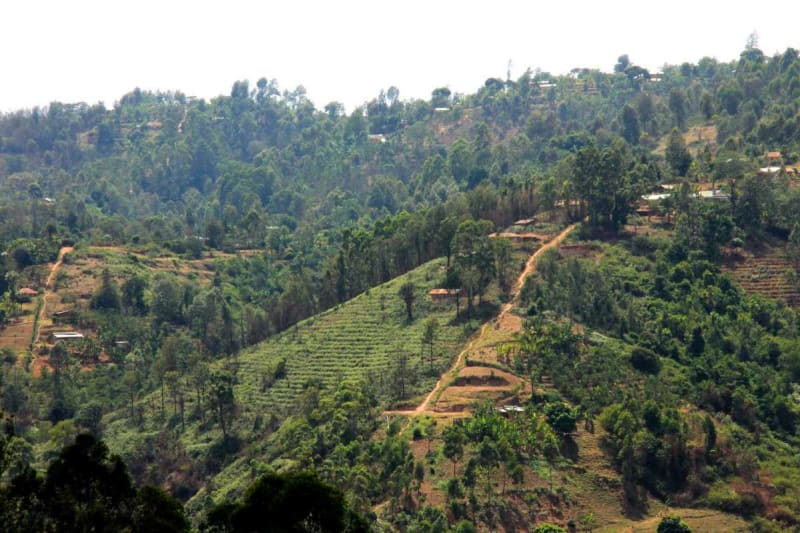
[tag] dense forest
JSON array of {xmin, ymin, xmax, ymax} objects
[{"xmin": 2, "ymin": 37, "xmax": 800, "ymax": 531}]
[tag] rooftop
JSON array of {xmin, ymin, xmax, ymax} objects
[
  {"xmin": 50, "ymin": 332, "xmax": 84, "ymax": 339},
  {"xmin": 759, "ymin": 166, "xmax": 782, "ymax": 174}
]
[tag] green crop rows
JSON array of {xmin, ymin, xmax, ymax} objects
[{"xmin": 234, "ymin": 257, "xmax": 467, "ymax": 411}]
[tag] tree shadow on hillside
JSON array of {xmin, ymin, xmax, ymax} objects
[
  {"xmin": 560, "ymin": 435, "xmax": 578, "ymax": 462},
  {"xmin": 448, "ymin": 301, "xmax": 501, "ymax": 326}
]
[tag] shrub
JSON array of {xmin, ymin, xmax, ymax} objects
[
  {"xmin": 630, "ymin": 346, "xmax": 661, "ymax": 374},
  {"xmin": 532, "ymin": 524, "xmax": 566, "ymax": 533},
  {"xmin": 657, "ymin": 515, "xmax": 691, "ymax": 533}
]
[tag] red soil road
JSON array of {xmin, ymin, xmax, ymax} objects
[
  {"xmin": 383, "ymin": 223, "xmax": 577, "ymax": 416},
  {"xmin": 34, "ymin": 246, "xmax": 73, "ymax": 345}
]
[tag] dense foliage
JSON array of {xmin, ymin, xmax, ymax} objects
[
  {"xmin": 520, "ymin": 224, "xmax": 800, "ymax": 520},
  {"xmin": 1, "ymin": 39, "xmax": 800, "ymax": 530}
]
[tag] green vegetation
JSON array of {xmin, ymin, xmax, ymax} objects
[
  {"xmin": 211, "ymin": 258, "xmax": 469, "ymax": 412},
  {"xmin": 0, "ymin": 430, "xmax": 189, "ymax": 532},
  {"xmin": 519, "ymin": 228, "xmax": 800, "ymax": 524},
  {"xmin": 1, "ymin": 38, "xmax": 800, "ymax": 531}
]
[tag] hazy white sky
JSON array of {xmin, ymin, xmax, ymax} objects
[{"xmin": 2, "ymin": 0, "xmax": 798, "ymax": 112}]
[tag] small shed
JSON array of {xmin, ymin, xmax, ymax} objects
[
  {"xmin": 429, "ymin": 288, "xmax": 461, "ymax": 303},
  {"xmin": 48, "ymin": 331, "xmax": 84, "ymax": 343},
  {"xmin": 759, "ymin": 166, "xmax": 782, "ymax": 175},
  {"xmin": 52, "ymin": 309, "xmax": 77, "ymax": 325},
  {"xmin": 114, "ymin": 340, "xmax": 131, "ymax": 353},
  {"xmin": 698, "ymin": 189, "xmax": 730, "ymax": 201},
  {"xmin": 497, "ymin": 405, "xmax": 526, "ymax": 418},
  {"xmin": 18, "ymin": 287, "xmax": 38, "ymax": 297}
]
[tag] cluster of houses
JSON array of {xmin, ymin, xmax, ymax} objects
[{"xmin": 637, "ymin": 151, "xmax": 796, "ymax": 217}]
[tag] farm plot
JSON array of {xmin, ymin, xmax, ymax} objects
[
  {"xmin": 233, "ymin": 257, "xmax": 469, "ymax": 412},
  {"xmin": 723, "ymin": 247, "xmax": 800, "ymax": 306}
]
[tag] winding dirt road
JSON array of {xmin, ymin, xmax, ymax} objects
[
  {"xmin": 384, "ymin": 223, "xmax": 577, "ymax": 416},
  {"xmin": 33, "ymin": 246, "xmax": 73, "ymax": 345}
]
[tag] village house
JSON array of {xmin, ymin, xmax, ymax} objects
[
  {"xmin": 17, "ymin": 287, "xmax": 38, "ymax": 299},
  {"xmin": 52, "ymin": 309, "xmax": 77, "ymax": 325},
  {"xmin": 428, "ymin": 288, "xmax": 462, "ymax": 303},
  {"xmin": 48, "ymin": 331, "xmax": 84, "ymax": 343}
]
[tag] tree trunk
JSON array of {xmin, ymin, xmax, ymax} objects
[{"xmin": 179, "ymin": 394, "xmax": 185, "ymax": 431}]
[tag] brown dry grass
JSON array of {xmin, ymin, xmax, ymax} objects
[{"xmin": 655, "ymin": 123, "xmax": 718, "ymax": 155}]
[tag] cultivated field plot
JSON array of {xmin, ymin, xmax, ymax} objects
[
  {"xmin": 53, "ymin": 246, "xmax": 218, "ymax": 309},
  {"xmin": 723, "ymin": 246, "xmax": 800, "ymax": 306},
  {"xmin": 233, "ymin": 258, "xmax": 468, "ymax": 412}
]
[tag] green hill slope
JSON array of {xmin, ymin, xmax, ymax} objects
[
  {"xmin": 233, "ymin": 257, "xmax": 471, "ymax": 412},
  {"xmin": 102, "ymin": 256, "xmax": 483, "ymax": 508}
]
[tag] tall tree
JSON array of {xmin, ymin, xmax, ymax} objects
[
  {"xmin": 421, "ymin": 317, "xmax": 439, "ymax": 371},
  {"xmin": 203, "ymin": 472, "xmax": 368, "ymax": 533},
  {"xmin": 452, "ymin": 219, "xmax": 496, "ymax": 313},
  {"xmin": 665, "ymin": 129, "xmax": 692, "ymax": 177},
  {"xmin": 397, "ymin": 282, "xmax": 416, "ymax": 321},
  {"xmin": 42, "ymin": 434, "xmax": 135, "ymax": 532},
  {"xmin": 620, "ymin": 104, "xmax": 640, "ymax": 145},
  {"xmin": 91, "ymin": 269, "xmax": 121, "ymax": 310},
  {"xmin": 207, "ymin": 370, "xmax": 236, "ymax": 440},
  {"xmin": 668, "ymin": 88, "xmax": 687, "ymax": 130}
]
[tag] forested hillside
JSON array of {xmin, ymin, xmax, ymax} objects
[{"xmin": 2, "ymin": 39, "xmax": 800, "ymax": 531}]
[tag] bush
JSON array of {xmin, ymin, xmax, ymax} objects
[
  {"xmin": 704, "ymin": 481, "xmax": 763, "ymax": 517},
  {"xmin": 657, "ymin": 515, "xmax": 691, "ymax": 533},
  {"xmin": 532, "ymin": 524, "xmax": 566, "ymax": 533},
  {"xmin": 630, "ymin": 346, "xmax": 661, "ymax": 374}
]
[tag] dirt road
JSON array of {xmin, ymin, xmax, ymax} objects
[
  {"xmin": 33, "ymin": 246, "xmax": 73, "ymax": 345},
  {"xmin": 384, "ymin": 223, "xmax": 577, "ymax": 416}
]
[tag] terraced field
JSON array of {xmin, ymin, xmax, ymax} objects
[
  {"xmin": 233, "ymin": 257, "xmax": 470, "ymax": 412},
  {"xmin": 723, "ymin": 246, "xmax": 800, "ymax": 306}
]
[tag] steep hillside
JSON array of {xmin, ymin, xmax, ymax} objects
[
  {"xmin": 723, "ymin": 244, "xmax": 800, "ymax": 306},
  {"xmin": 100, "ymin": 253, "xmax": 513, "ymax": 508},
  {"xmin": 3, "ymin": 43, "xmax": 800, "ymax": 532}
]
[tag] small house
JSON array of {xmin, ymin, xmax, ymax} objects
[
  {"xmin": 497, "ymin": 405, "xmax": 525, "ymax": 418},
  {"xmin": 641, "ymin": 193, "xmax": 671, "ymax": 201},
  {"xmin": 697, "ymin": 189, "xmax": 730, "ymax": 201},
  {"xmin": 759, "ymin": 166, "xmax": 782, "ymax": 175},
  {"xmin": 114, "ymin": 340, "xmax": 131, "ymax": 353},
  {"xmin": 48, "ymin": 331, "xmax": 84, "ymax": 343},
  {"xmin": 429, "ymin": 288, "xmax": 461, "ymax": 303},
  {"xmin": 52, "ymin": 309, "xmax": 77, "ymax": 325},
  {"xmin": 17, "ymin": 287, "xmax": 38, "ymax": 297}
]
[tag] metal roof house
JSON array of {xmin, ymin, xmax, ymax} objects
[{"xmin": 48, "ymin": 332, "xmax": 84, "ymax": 343}]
